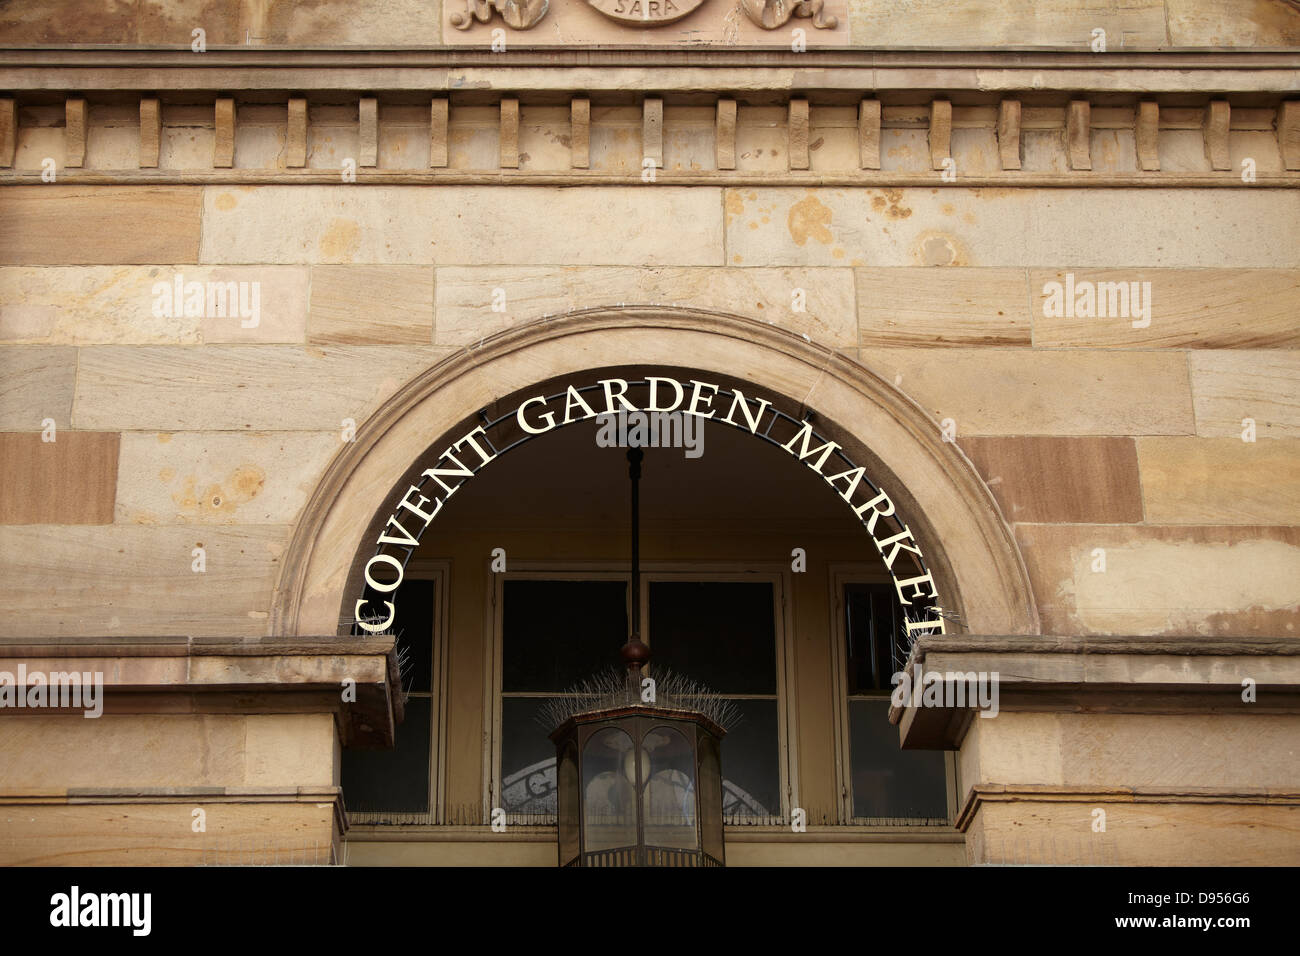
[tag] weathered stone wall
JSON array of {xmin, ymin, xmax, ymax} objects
[
  {"xmin": 1, "ymin": 175, "xmax": 1296, "ymax": 639},
  {"xmin": 960, "ymin": 710, "xmax": 1300, "ymax": 865},
  {"xmin": 1, "ymin": 0, "xmax": 1297, "ymax": 870}
]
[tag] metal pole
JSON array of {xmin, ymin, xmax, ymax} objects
[
  {"xmin": 621, "ymin": 448, "xmax": 649, "ymax": 686},
  {"xmin": 629, "ymin": 447, "xmax": 642, "ymax": 638}
]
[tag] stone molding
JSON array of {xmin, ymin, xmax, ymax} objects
[
  {"xmin": 2, "ymin": 48, "xmax": 1297, "ymax": 82},
  {"xmin": 0, "ymin": 634, "xmax": 402, "ymax": 746},
  {"xmin": 5, "ymin": 170, "xmax": 1295, "ymax": 187},
  {"xmin": 893, "ymin": 634, "xmax": 1300, "ymax": 749},
  {"xmin": 3, "ymin": 49, "xmax": 1297, "ymax": 185}
]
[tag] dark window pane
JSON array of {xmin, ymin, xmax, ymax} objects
[
  {"xmin": 503, "ymin": 581, "xmax": 628, "ymax": 692},
  {"xmin": 341, "ymin": 697, "xmax": 430, "ymax": 814},
  {"xmin": 849, "ymin": 698, "xmax": 948, "ymax": 820},
  {"xmin": 720, "ymin": 698, "xmax": 780, "ymax": 818},
  {"xmin": 845, "ymin": 582, "xmax": 900, "ymax": 693},
  {"xmin": 393, "ymin": 578, "xmax": 435, "ymax": 694},
  {"xmin": 500, "ymin": 696, "xmax": 565, "ymax": 814},
  {"xmin": 648, "ymin": 582, "xmax": 776, "ymax": 694}
]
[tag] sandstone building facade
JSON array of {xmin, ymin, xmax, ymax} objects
[{"xmin": 0, "ymin": 0, "xmax": 1297, "ymax": 866}]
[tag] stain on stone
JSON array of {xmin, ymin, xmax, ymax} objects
[
  {"xmin": 174, "ymin": 476, "xmax": 199, "ymax": 510},
  {"xmin": 787, "ymin": 193, "xmax": 833, "ymax": 247},
  {"xmin": 320, "ymin": 218, "xmax": 360, "ymax": 262},
  {"xmin": 171, "ymin": 464, "xmax": 267, "ymax": 518},
  {"xmin": 724, "ymin": 190, "xmax": 745, "ymax": 225},
  {"xmin": 230, "ymin": 465, "xmax": 265, "ymax": 500},
  {"xmin": 214, "ymin": 192, "xmax": 238, "ymax": 211},
  {"xmin": 870, "ymin": 188, "xmax": 912, "ymax": 220},
  {"xmin": 913, "ymin": 231, "xmax": 966, "ymax": 266}
]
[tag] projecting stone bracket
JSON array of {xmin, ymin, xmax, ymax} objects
[
  {"xmin": 0, "ymin": 634, "xmax": 404, "ymax": 747},
  {"xmin": 891, "ymin": 634, "xmax": 1300, "ymax": 750}
]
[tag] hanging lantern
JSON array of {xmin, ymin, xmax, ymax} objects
[
  {"xmin": 549, "ymin": 695, "xmax": 725, "ymax": 867},
  {"xmin": 545, "ymin": 447, "xmax": 729, "ymax": 866}
]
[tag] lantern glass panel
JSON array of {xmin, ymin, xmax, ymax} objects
[
  {"xmin": 642, "ymin": 726, "xmax": 697, "ymax": 850},
  {"xmin": 582, "ymin": 727, "xmax": 637, "ymax": 852},
  {"xmin": 558, "ymin": 743, "xmax": 580, "ymax": 865},
  {"xmin": 698, "ymin": 732, "xmax": 724, "ymax": 863}
]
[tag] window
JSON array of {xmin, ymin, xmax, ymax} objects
[
  {"xmin": 647, "ymin": 580, "xmax": 782, "ymax": 820},
  {"xmin": 844, "ymin": 581, "xmax": 901, "ymax": 693},
  {"xmin": 834, "ymin": 575, "xmax": 951, "ymax": 824},
  {"xmin": 492, "ymin": 569, "xmax": 791, "ymax": 825},
  {"xmin": 498, "ymin": 578, "xmax": 629, "ymax": 818},
  {"xmin": 341, "ymin": 566, "xmax": 447, "ymax": 823}
]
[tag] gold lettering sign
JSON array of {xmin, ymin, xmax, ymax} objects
[{"xmin": 586, "ymin": 0, "xmax": 705, "ymax": 26}]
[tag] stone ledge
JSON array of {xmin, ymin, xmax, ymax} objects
[
  {"xmin": 0, "ymin": 635, "xmax": 402, "ymax": 747},
  {"xmin": 345, "ymin": 824, "xmax": 966, "ymax": 843},
  {"xmin": 893, "ymin": 634, "xmax": 1300, "ymax": 749},
  {"xmin": 0, "ymin": 634, "xmax": 396, "ymax": 656},
  {"xmin": 2, "ymin": 785, "xmax": 342, "ymax": 803},
  {"xmin": 2, "ymin": 47, "xmax": 1297, "ymax": 75},
  {"xmin": 4, "ymin": 170, "xmax": 1297, "ymax": 188},
  {"xmin": 913, "ymin": 634, "xmax": 1300, "ymax": 657}
]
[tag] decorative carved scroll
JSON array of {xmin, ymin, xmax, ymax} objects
[
  {"xmin": 739, "ymin": 0, "xmax": 837, "ymax": 30},
  {"xmin": 450, "ymin": 0, "xmax": 549, "ymax": 30}
]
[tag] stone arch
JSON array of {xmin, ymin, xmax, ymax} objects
[{"xmin": 272, "ymin": 307, "xmax": 1038, "ymax": 638}]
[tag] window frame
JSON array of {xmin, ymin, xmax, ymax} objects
[
  {"xmin": 485, "ymin": 561, "xmax": 797, "ymax": 826},
  {"xmin": 344, "ymin": 559, "xmax": 450, "ymax": 825},
  {"xmin": 828, "ymin": 564, "xmax": 958, "ymax": 827}
]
